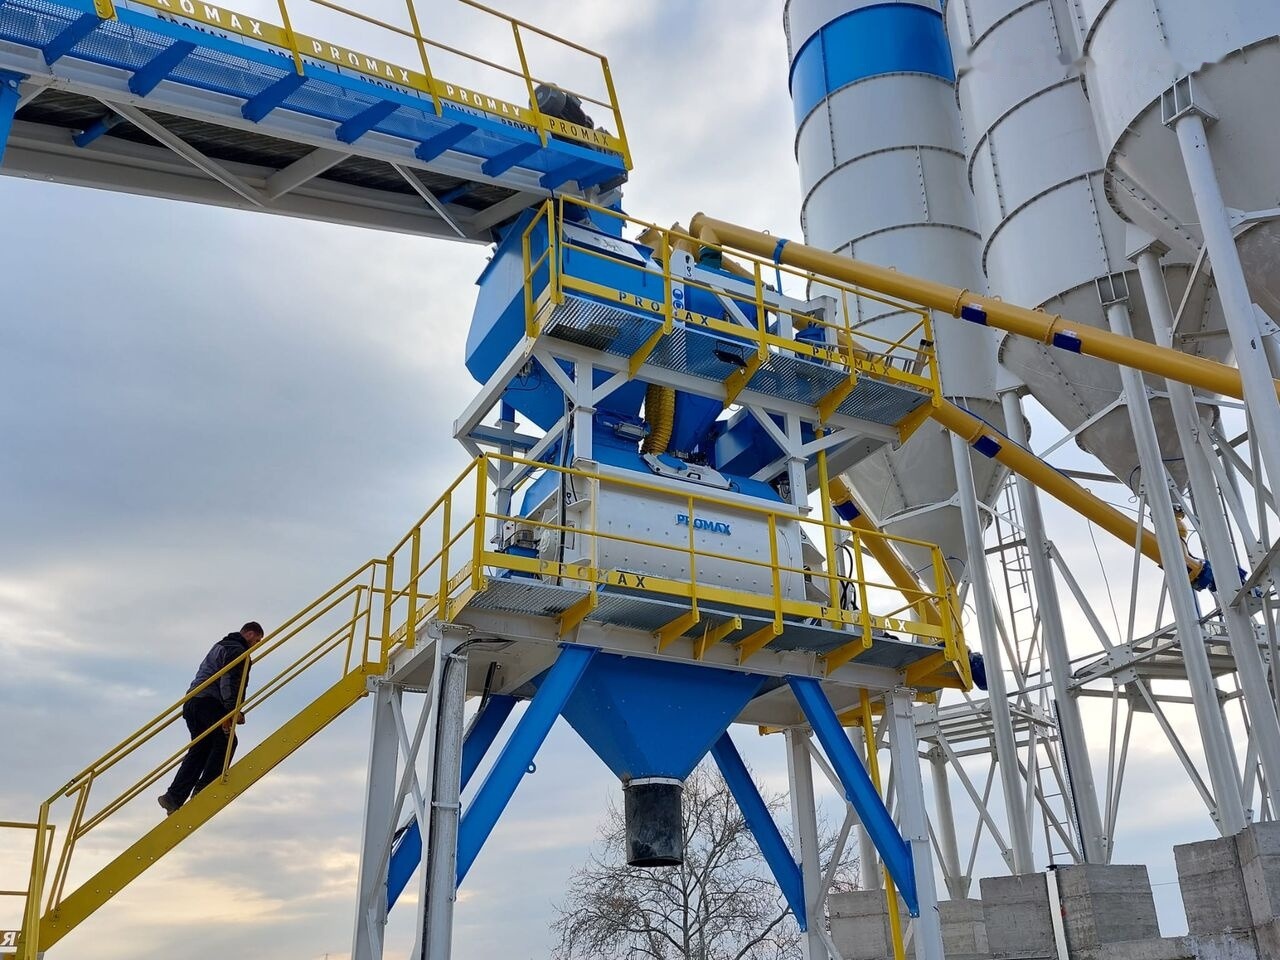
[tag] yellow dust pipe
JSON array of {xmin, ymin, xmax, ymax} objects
[
  {"xmin": 689, "ymin": 214, "xmax": 1269, "ymax": 402},
  {"xmin": 642, "ymin": 383, "xmax": 675, "ymax": 454},
  {"xmin": 829, "ymin": 476, "xmax": 941, "ymax": 625},
  {"xmin": 929, "ymin": 400, "xmax": 1206, "ymax": 582}
]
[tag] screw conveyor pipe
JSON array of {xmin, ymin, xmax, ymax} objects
[{"xmin": 688, "ymin": 215, "xmax": 1279, "ymax": 405}]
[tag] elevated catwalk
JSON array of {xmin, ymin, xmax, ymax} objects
[{"xmin": 0, "ymin": 0, "xmax": 630, "ymax": 238}]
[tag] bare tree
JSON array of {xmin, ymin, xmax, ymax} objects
[{"xmin": 552, "ymin": 761, "xmax": 856, "ymax": 960}]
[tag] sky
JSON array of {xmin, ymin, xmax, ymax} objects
[{"xmin": 0, "ymin": 1, "xmax": 1257, "ymax": 957}]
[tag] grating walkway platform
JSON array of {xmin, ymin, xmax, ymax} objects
[{"xmin": 542, "ymin": 293, "xmax": 931, "ymax": 427}]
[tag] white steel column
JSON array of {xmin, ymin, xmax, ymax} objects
[
  {"xmin": 949, "ymin": 431, "xmax": 1035, "ymax": 872},
  {"xmin": 352, "ymin": 682, "xmax": 402, "ymax": 960},
  {"xmin": 1102, "ymin": 295, "xmax": 1247, "ymax": 835},
  {"xmin": 421, "ymin": 648, "xmax": 469, "ymax": 959},
  {"xmin": 786, "ymin": 729, "xmax": 830, "ymax": 959},
  {"xmin": 928, "ymin": 748, "xmax": 966, "ymax": 900},
  {"xmin": 1167, "ymin": 98, "xmax": 1280, "ymax": 495},
  {"xmin": 887, "ymin": 688, "xmax": 943, "ymax": 960},
  {"xmin": 999, "ymin": 389, "xmax": 1108, "ymax": 862},
  {"xmin": 1135, "ymin": 246, "xmax": 1280, "ymax": 796},
  {"xmin": 853, "ymin": 734, "xmax": 882, "ymax": 891}
]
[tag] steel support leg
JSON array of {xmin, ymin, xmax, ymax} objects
[
  {"xmin": 1169, "ymin": 103, "xmax": 1280, "ymax": 494},
  {"xmin": 786, "ymin": 728, "xmax": 829, "ymax": 959},
  {"xmin": 1000, "ymin": 389, "xmax": 1109, "ymax": 862},
  {"xmin": 928, "ymin": 749, "xmax": 966, "ymax": 900},
  {"xmin": 712, "ymin": 733, "xmax": 807, "ymax": 927},
  {"xmin": 790, "ymin": 677, "xmax": 917, "ymax": 912},
  {"xmin": 887, "ymin": 689, "xmax": 943, "ymax": 960},
  {"xmin": 0, "ymin": 71, "xmax": 24, "ymax": 166},
  {"xmin": 949, "ymin": 431, "xmax": 1036, "ymax": 872},
  {"xmin": 1135, "ymin": 247, "xmax": 1280, "ymax": 799},
  {"xmin": 456, "ymin": 645, "xmax": 595, "ymax": 883},
  {"xmin": 352, "ymin": 682, "xmax": 402, "ymax": 960},
  {"xmin": 421, "ymin": 649, "xmax": 468, "ymax": 960},
  {"xmin": 1103, "ymin": 297, "xmax": 1246, "ymax": 834},
  {"xmin": 388, "ymin": 694, "xmax": 517, "ymax": 910},
  {"xmin": 854, "ymin": 734, "xmax": 882, "ymax": 891}
]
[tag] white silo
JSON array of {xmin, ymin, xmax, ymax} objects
[
  {"xmin": 1078, "ymin": 1, "xmax": 1280, "ymax": 492},
  {"xmin": 785, "ymin": 0, "xmax": 1039, "ymax": 880},
  {"xmin": 945, "ymin": 0, "xmax": 1225, "ymax": 490},
  {"xmin": 784, "ymin": 0, "xmax": 1005, "ymax": 575}
]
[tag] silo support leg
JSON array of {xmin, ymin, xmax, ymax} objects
[
  {"xmin": 0, "ymin": 72, "xmax": 25, "ymax": 166},
  {"xmin": 885, "ymin": 688, "xmax": 943, "ymax": 960}
]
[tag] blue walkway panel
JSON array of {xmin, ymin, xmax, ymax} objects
[
  {"xmin": 0, "ymin": 0, "xmax": 629, "ymax": 192},
  {"xmin": 788, "ymin": 676, "xmax": 919, "ymax": 915}
]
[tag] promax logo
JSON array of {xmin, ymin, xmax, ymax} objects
[{"xmin": 676, "ymin": 514, "xmax": 732, "ymax": 536}]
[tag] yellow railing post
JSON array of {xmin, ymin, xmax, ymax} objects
[
  {"xmin": 274, "ymin": 0, "xmax": 305, "ymax": 74},
  {"xmin": 220, "ymin": 651, "xmax": 252, "ymax": 781},
  {"xmin": 20, "ymin": 804, "xmax": 50, "ymax": 960},
  {"xmin": 853, "ymin": 531, "xmax": 873, "ymax": 640},
  {"xmin": 402, "ymin": 0, "xmax": 443, "ymax": 115},
  {"xmin": 599, "ymin": 57, "xmax": 631, "ymax": 169},
  {"xmin": 438, "ymin": 498, "xmax": 452, "ymax": 620},
  {"xmin": 767, "ymin": 513, "xmax": 783, "ymax": 633},
  {"xmin": 522, "ymin": 225, "xmax": 535, "ymax": 337},
  {"xmin": 510, "ymin": 22, "xmax": 548, "ymax": 147},
  {"xmin": 406, "ymin": 528, "xmax": 421, "ymax": 651},
  {"xmin": 472, "ymin": 457, "xmax": 489, "ymax": 592},
  {"xmin": 815, "ymin": 439, "xmax": 841, "ymax": 628},
  {"xmin": 381, "ymin": 554, "xmax": 395, "ymax": 657}
]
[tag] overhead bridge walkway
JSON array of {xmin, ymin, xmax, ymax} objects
[{"xmin": 0, "ymin": 0, "xmax": 630, "ymax": 238}]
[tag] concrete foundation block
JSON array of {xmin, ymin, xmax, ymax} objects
[
  {"xmin": 828, "ymin": 890, "xmax": 905, "ymax": 960},
  {"xmin": 1175, "ymin": 834, "xmax": 1253, "ymax": 936},
  {"xmin": 1057, "ymin": 863, "xmax": 1161, "ymax": 950},
  {"xmin": 940, "ymin": 897, "xmax": 991, "ymax": 959},
  {"xmin": 1237, "ymin": 820, "xmax": 1280, "ymax": 930},
  {"xmin": 979, "ymin": 873, "xmax": 1056, "ymax": 960}
]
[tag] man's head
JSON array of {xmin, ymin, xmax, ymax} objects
[{"xmin": 240, "ymin": 621, "xmax": 265, "ymax": 645}]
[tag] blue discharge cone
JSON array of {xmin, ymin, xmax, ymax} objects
[{"xmin": 536, "ymin": 652, "xmax": 765, "ymax": 866}]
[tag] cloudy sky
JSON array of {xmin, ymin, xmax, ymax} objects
[{"xmin": 0, "ymin": 2, "xmax": 1250, "ymax": 957}]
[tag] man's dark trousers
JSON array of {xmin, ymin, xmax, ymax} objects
[{"xmin": 163, "ymin": 697, "xmax": 238, "ymax": 807}]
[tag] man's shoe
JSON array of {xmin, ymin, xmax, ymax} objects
[{"xmin": 157, "ymin": 794, "xmax": 180, "ymax": 816}]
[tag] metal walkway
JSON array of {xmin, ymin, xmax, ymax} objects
[{"xmin": 0, "ymin": 0, "xmax": 630, "ymax": 239}]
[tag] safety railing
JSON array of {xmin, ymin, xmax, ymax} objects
[
  {"xmin": 107, "ymin": 0, "xmax": 630, "ymax": 164},
  {"xmin": 14, "ymin": 447, "xmax": 964, "ymax": 955},
  {"xmin": 519, "ymin": 197, "xmax": 941, "ymax": 413},
  {"xmin": 17, "ymin": 560, "xmax": 391, "ymax": 958}
]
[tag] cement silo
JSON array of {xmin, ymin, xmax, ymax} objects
[
  {"xmin": 945, "ymin": 0, "xmax": 1225, "ymax": 489},
  {"xmin": 785, "ymin": 0, "xmax": 1006, "ymax": 575}
]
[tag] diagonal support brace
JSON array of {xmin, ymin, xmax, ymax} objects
[
  {"xmin": 788, "ymin": 675, "xmax": 918, "ymax": 915},
  {"xmin": 0, "ymin": 71, "xmax": 24, "ymax": 166},
  {"xmin": 456, "ymin": 645, "xmax": 595, "ymax": 883},
  {"xmin": 711, "ymin": 732, "xmax": 807, "ymax": 928}
]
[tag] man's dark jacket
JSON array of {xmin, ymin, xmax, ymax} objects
[{"xmin": 187, "ymin": 632, "xmax": 252, "ymax": 712}]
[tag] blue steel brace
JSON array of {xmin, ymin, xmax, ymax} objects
[
  {"xmin": 710, "ymin": 732, "xmax": 807, "ymax": 929},
  {"xmin": 385, "ymin": 694, "xmax": 518, "ymax": 909},
  {"xmin": 788, "ymin": 677, "xmax": 919, "ymax": 915},
  {"xmin": 456, "ymin": 645, "xmax": 596, "ymax": 883},
  {"xmin": 0, "ymin": 71, "xmax": 23, "ymax": 166}
]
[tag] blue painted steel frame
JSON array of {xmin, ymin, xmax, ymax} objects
[
  {"xmin": 456, "ymin": 645, "xmax": 596, "ymax": 883},
  {"xmin": 711, "ymin": 732, "xmax": 808, "ymax": 929},
  {"xmin": 385, "ymin": 693, "xmax": 519, "ymax": 909},
  {"xmin": 0, "ymin": 70, "xmax": 21, "ymax": 165},
  {"xmin": 788, "ymin": 677, "xmax": 919, "ymax": 915},
  {"xmin": 0, "ymin": 0, "xmax": 627, "ymax": 183}
]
